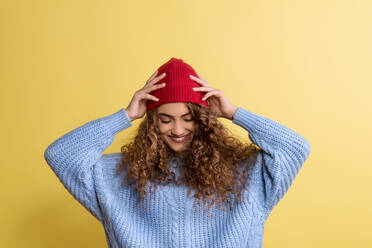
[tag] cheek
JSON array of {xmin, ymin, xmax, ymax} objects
[
  {"xmin": 188, "ymin": 122, "xmax": 196, "ymax": 132},
  {"xmin": 158, "ymin": 124, "xmax": 170, "ymax": 136},
  {"xmin": 156, "ymin": 121, "xmax": 165, "ymax": 132}
]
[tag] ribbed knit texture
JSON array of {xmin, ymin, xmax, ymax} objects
[
  {"xmin": 44, "ymin": 107, "xmax": 311, "ymax": 248},
  {"xmin": 146, "ymin": 57, "xmax": 209, "ymax": 112}
]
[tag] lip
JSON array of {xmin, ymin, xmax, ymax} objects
[{"xmin": 168, "ymin": 135, "xmax": 188, "ymax": 143}]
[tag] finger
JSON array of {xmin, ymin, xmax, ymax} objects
[
  {"xmin": 189, "ymin": 75, "xmax": 209, "ymax": 86},
  {"xmin": 189, "ymin": 74, "xmax": 207, "ymax": 85},
  {"xmin": 149, "ymin": 72, "xmax": 166, "ymax": 85},
  {"xmin": 192, "ymin": 86, "xmax": 214, "ymax": 92},
  {"xmin": 145, "ymin": 93, "xmax": 159, "ymax": 102},
  {"xmin": 202, "ymin": 92, "xmax": 212, "ymax": 101},
  {"xmin": 146, "ymin": 70, "xmax": 159, "ymax": 84},
  {"xmin": 144, "ymin": 82, "xmax": 166, "ymax": 93},
  {"xmin": 196, "ymin": 73, "xmax": 207, "ymax": 82},
  {"xmin": 202, "ymin": 90, "xmax": 221, "ymax": 101},
  {"xmin": 138, "ymin": 92, "xmax": 160, "ymax": 102}
]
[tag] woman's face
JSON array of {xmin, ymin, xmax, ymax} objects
[{"xmin": 156, "ymin": 103, "xmax": 195, "ymax": 157}]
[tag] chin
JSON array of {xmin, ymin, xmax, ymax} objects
[
  {"xmin": 167, "ymin": 144, "xmax": 190, "ymax": 156},
  {"xmin": 174, "ymin": 150, "xmax": 189, "ymax": 158},
  {"xmin": 169, "ymin": 146, "xmax": 187, "ymax": 154}
]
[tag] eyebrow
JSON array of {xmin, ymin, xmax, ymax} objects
[{"xmin": 158, "ymin": 112, "xmax": 192, "ymax": 118}]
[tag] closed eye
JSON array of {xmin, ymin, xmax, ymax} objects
[{"xmin": 160, "ymin": 118, "xmax": 194, "ymax": 124}]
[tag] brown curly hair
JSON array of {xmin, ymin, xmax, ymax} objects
[{"xmin": 116, "ymin": 103, "xmax": 261, "ymax": 216}]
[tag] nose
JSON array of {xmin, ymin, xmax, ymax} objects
[{"xmin": 171, "ymin": 120, "xmax": 186, "ymax": 136}]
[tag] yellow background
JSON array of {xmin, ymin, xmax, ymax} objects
[{"xmin": 1, "ymin": 0, "xmax": 371, "ymax": 247}]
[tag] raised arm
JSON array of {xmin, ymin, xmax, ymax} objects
[
  {"xmin": 43, "ymin": 68, "xmax": 169, "ymax": 222},
  {"xmin": 43, "ymin": 108, "xmax": 132, "ymax": 222},
  {"xmin": 232, "ymin": 107, "xmax": 311, "ymax": 216}
]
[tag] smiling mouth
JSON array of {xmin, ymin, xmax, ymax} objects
[{"xmin": 168, "ymin": 135, "xmax": 187, "ymax": 143}]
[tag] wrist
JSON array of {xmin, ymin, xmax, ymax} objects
[
  {"xmin": 124, "ymin": 109, "xmax": 134, "ymax": 122},
  {"xmin": 229, "ymin": 106, "xmax": 239, "ymax": 120}
]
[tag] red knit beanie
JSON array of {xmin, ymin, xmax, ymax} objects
[{"xmin": 146, "ymin": 57, "xmax": 209, "ymax": 112}]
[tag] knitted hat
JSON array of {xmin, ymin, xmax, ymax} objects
[{"xmin": 146, "ymin": 57, "xmax": 209, "ymax": 112}]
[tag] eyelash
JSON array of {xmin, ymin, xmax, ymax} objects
[{"xmin": 161, "ymin": 118, "xmax": 194, "ymax": 124}]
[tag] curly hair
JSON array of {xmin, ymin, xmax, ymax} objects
[{"xmin": 116, "ymin": 103, "xmax": 261, "ymax": 216}]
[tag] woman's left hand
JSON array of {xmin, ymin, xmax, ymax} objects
[{"xmin": 190, "ymin": 74, "xmax": 238, "ymax": 120}]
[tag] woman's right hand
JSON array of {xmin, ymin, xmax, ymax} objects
[{"xmin": 125, "ymin": 70, "xmax": 166, "ymax": 121}]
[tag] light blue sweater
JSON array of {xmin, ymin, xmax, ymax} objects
[{"xmin": 44, "ymin": 107, "xmax": 311, "ymax": 248}]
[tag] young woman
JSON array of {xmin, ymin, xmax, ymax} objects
[{"xmin": 44, "ymin": 57, "xmax": 311, "ymax": 248}]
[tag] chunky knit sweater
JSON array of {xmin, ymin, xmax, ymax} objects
[{"xmin": 44, "ymin": 107, "xmax": 311, "ymax": 248}]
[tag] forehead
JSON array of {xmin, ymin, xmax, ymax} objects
[{"xmin": 156, "ymin": 103, "xmax": 190, "ymax": 116}]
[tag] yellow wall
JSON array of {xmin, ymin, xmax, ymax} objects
[{"xmin": 2, "ymin": 0, "xmax": 371, "ymax": 247}]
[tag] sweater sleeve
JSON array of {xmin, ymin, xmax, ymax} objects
[
  {"xmin": 43, "ymin": 108, "xmax": 132, "ymax": 222},
  {"xmin": 232, "ymin": 107, "xmax": 311, "ymax": 216}
]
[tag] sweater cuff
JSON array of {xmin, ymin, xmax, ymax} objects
[
  {"xmin": 101, "ymin": 108, "xmax": 132, "ymax": 136},
  {"xmin": 232, "ymin": 107, "xmax": 259, "ymax": 133}
]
